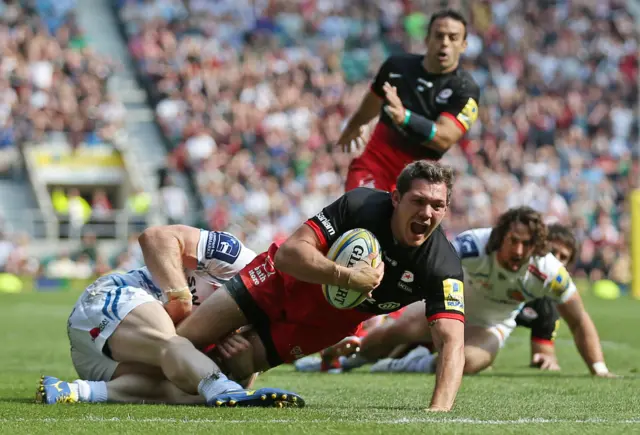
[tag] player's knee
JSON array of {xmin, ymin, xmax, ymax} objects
[
  {"xmin": 463, "ymin": 359, "xmax": 488, "ymax": 375},
  {"xmin": 463, "ymin": 346, "xmax": 495, "ymax": 375},
  {"xmin": 159, "ymin": 335, "xmax": 197, "ymax": 387}
]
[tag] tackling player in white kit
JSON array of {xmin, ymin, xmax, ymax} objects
[
  {"xmin": 362, "ymin": 207, "xmax": 616, "ymax": 377},
  {"xmin": 36, "ymin": 225, "xmax": 304, "ymax": 407}
]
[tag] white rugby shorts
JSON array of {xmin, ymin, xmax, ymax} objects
[{"xmin": 67, "ymin": 275, "xmax": 160, "ymax": 381}]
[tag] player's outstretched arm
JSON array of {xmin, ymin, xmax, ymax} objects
[
  {"xmin": 336, "ymin": 90, "xmax": 382, "ymax": 152},
  {"xmin": 139, "ymin": 225, "xmax": 201, "ymax": 322},
  {"xmin": 428, "ymin": 318, "xmax": 465, "ymax": 411},
  {"xmin": 275, "ymin": 225, "xmax": 383, "ymax": 293},
  {"xmin": 556, "ymin": 292, "xmax": 615, "ymax": 377}
]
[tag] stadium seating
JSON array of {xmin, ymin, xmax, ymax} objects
[
  {"xmin": 0, "ymin": 0, "xmax": 146, "ymax": 280},
  {"xmin": 114, "ymin": 0, "xmax": 637, "ymax": 287}
]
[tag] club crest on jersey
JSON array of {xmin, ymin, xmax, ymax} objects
[
  {"xmin": 443, "ymin": 278, "xmax": 464, "ymax": 313},
  {"xmin": 401, "ymin": 271, "xmax": 414, "ymax": 283},
  {"xmin": 435, "ymin": 88, "xmax": 453, "ymax": 104}
]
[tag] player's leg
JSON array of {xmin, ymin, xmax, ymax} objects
[
  {"xmin": 91, "ymin": 373, "xmax": 204, "ymax": 405},
  {"xmin": 462, "ymin": 325, "xmax": 502, "ymax": 374},
  {"xmin": 345, "ymin": 158, "xmax": 397, "ymax": 192},
  {"xmin": 43, "ymin": 279, "xmax": 296, "ymax": 407},
  {"xmin": 105, "ymin": 299, "xmax": 236, "ymax": 395},
  {"xmin": 345, "ymin": 163, "xmax": 377, "ymax": 191},
  {"xmin": 369, "ymin": 324, "xmax": 502, "ymax": 375},
  {"xmin": 360, "ymin": 302, "xmax": 431, "ymax": 360},
  {"xmin": 45, "ymin": 330, "xmax": 260, "ymax": 405},
  {"xmin": 175, "ymin": 276, "xmax": 304, "ymax": 407}
]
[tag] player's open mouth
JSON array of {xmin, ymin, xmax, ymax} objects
[
  {"xmin": 410, "ymin": 222, "xmax": 428, "ymax": 235},
  {"xmin": 510, "ymin": 257, "xmax": 523, "ymax": 269},
  {"xmin": 438, "ymin": 51, "xmax": 449, "ymax": 61}
]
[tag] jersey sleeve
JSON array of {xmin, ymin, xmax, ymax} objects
[
  {"xmin": 425, "ymin": 273, "xmax": 466, "ymax": 323},
  {"xmin": 421, "ymin": 237, "xmax": 466, "ymax": 323},
  {"xmin": 439, "ymin": 75, "xmax": 480, "ymax": 133},
  {"xmin": 195, "ymin": 230, "xmax": 257, "ymax": 281},
  {"xmin": 304, "ymin": 189, "xmax": 366, "ymax": 251},
  {"xmin": 534, "ymin": 254, "xmax": 578, "ymax": 304},
  {"xmin": 451, "ymin": 228, "xmax": 492, "ymax": 259},
  {"xmin": 370, "ymin": 57, "xmax": 393, "ymax": 98}
]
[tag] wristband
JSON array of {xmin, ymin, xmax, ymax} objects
[
  {"xmin": 428, "ymin": 124, "xmax": 437, "ymax": 141},
  {"xmin": 403, "ymin": 109, "xmax": 412, "ymax": 126},
  {"xmin": 592, "ymin": 361, "xmax": 609, "ymax": 375},
  {"xmin": 164, "ymin": 286, "xmax": 192, "ymax": 302}
]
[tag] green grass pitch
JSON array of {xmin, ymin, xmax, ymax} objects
[{"xmin": 1, "ymin": 284, "xmax": 639, "ymax": 434}]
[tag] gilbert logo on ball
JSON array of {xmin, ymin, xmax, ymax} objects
[{"xmin": 322, "ymin": 228, "xmax": 381, "ymax": 309}]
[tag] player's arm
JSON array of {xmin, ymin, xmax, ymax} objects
[
  {"xmin": 429, "ymin": 317, "xmax": 464, "ymax": 411},
  {"xmin": 275, "ymin": 224, "xmax": 352, "ymax": 288},
  {"xmin": 544, "ymin": 263, "xmax": 614, "ymax": 377},
  {"xmin": 384, "ymin": 77, "xmax": 479, "ymax": 153},
  {"xmin": 274, "ymin": 190, "xmax": 383, "ymax": 293},
  {"xmin": 336, "ymin": 59, "xmax": 390, "ymax": 151},
  {"xmin": 426, "ymin": 277, "xmax": 466, "ymax": 411},
  {"xmin": 139, "ymin": 225, "xmax": 200, "ymax": 293},
  {"xmin": 337, "ymin": 90, "xmax": 382, "ymax": 150},
  {"xmin": 520, "ymin": 298, "xmax": 561, "ymax": 370},
  {"xmin": 138, "ymin": 225, "xmax": 200, "ymax": 321},
  {"xmin": 556, "ymin": 291, "xmax": 613, "ymax": 377}
]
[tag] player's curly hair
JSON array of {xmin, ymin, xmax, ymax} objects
[
  {"xmin": 547, "ymin": 223, "xmax": 579, "ymax": 268},
  {"xmin": 486, "ymin": 207, "xmax": 548, "ymax": 256},
  {"xmin": 396, "ymin": 160, "xmax": 454, "ymax": 204}
]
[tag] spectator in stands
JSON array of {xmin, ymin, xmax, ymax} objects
[
  {"xmin": 74, "ymin": 231, "xmax": 98, "ymax": 263},
  {"xmin": 91, "ymin": 189, "xmax": 113, "ymax": 220},
  {"xmin": 159, "ymin": 175, "xmax": 188, "ymax": 225},
  {"xmin": 1, "ymin": 0, "xmax": 119, "ymax": 155},
  {"xmin": 67, "ymin": 188, "xmax": 91, "ymax": 239},
  {"xmin": 110, "ymin": 0, "xmax": 637, "ymax": 279}
]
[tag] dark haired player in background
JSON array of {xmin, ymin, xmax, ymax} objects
[{"xmin": 337, "ymin": 9, "xmax": 480, "ymax": 192}]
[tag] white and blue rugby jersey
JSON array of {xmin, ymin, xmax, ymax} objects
[{"xmin": 451, "ymin": 228, "xmax": 577, "ymax": 327}]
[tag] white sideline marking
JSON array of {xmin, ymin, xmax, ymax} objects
[{"xmin": 1, "ymin": 417, "xmax": 639, "ymax": 425}]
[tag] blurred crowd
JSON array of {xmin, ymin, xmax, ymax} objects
[
  {"xmin": 0, "ymin": 222, "xmax": 146, "ymax": 280},
  {"xmin": 0, "ymin": 0, "xmax": 637, "ymax": 289},
  {"xmin": 114, "ymin": 0, "xmax": 637, "ymax": 288},
  {"xmin": 0, "ymin": 0, "xmax": 124, "ymax": 179}
]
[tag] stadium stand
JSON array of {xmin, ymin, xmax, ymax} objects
[
  {"xmin": 0, "ymin": 0, "xmax": 169, "ymax": 283},
  {"xmin": 0, "ymin": 0, "xmax": 636, "ymax": 292},
  {"xmin": 113, "ymin": 0, "xmax": 637, "ymax": 289}
]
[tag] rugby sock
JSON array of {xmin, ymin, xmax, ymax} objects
[
  {"xmin": 73, "ymin": 380, "xmax": 108, "ymax": 403},
  {"xmin": 339, "ymin": 354, "xmax": 369, "ymax": 371},
  {"xmin": 396, "ymin": 351, "xmax": 437, "ymax": 373},
  {"xmin": 198, "ymin": 372, "xmax": 242, "ymax": 402}
]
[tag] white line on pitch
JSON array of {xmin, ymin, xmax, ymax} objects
[{"xmin": 0, "ymin": 417, "xmax": 638, "ymax": 424}]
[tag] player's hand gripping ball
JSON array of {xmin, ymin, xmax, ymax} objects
[{"xmin": 323, "ymin": 228, "xmax": 382, "ymax": 309}]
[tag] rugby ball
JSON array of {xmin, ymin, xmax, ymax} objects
[{"xmin": 322, "ymin": 228, "xmax": 381, "ymax": 309}]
